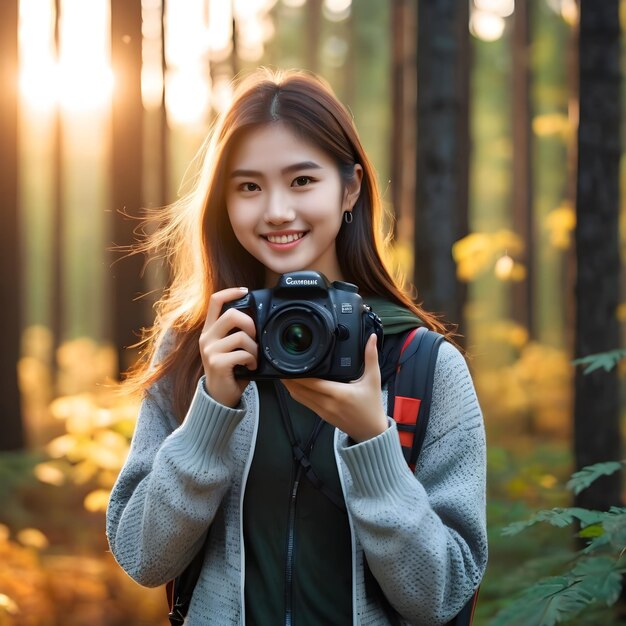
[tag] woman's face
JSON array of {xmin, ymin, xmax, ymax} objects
[{"xmin": 225, "ymin": 122, "xmax": 361, "ymax": 287}]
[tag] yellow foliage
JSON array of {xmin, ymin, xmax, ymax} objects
[
  {"xmin": 11, "ymin": 330, "xmax": 173, "ymax": 623},
  {"xmin": 0, "ymin": 529, "xmax": 168, "ymax": 626},
  {"xmin": 46, "ymin": 434, "xmax": 77, "ymax": 458},
  {"xmin": 21, "ymin": 326, "xmax": 54, "ymax": 363},
  {"xmin": 617, "ymin": 302, "xmax": 626, "ymax": 322},
  {"xmin": 56, "ymin": 337, "xmax": 118, "ymax": 396},
  {"xmin": 532, "ymin": 112, "xmax": 571, "ymax": 139},
  {"xmin": 0, "ymin": 531, "xmax": 52, "ymax": 626},
  {"xmin": 40, "ymin": 403, "xmax": 132, "ymax": 491},
  {"xmin": 483, "ymin": 321, "xmax": 530, "ymax": 350},
  {"xmin": 33, "ymin": 462, "xmax": 67, "ymax": 486},
  {"xmin": 50, "ymin": 394, "xmax": 99, "ymax": 430},
  {"xmin": 544, "ymin": 201, "xmax": 576, "ymax": 249},
  {"xmin": 16, "ymin": 529, "xmax": 49, "ymax": 550},
  {"xmin": 84, "ymin": 489, "xmax": 111, "ymax": 513},
  {"xmin": 18, "ymin": 326, "xmax": 57, "ymax": 447},
  {"xmin": 0, "ymin": 593, "xmax": 19, "ymax": 616},
  {"xmin": 23, "ymin": 331, "xmax": 140, "ymax": 512},
  {"xmin": 386, "ymin": 240, "xmax": 414, "ymax": 286},
  {"xmin": 491, "ymin": 230, "xmax": 525, "ymax": 254},
  {"xmin": 71, "ymin": 459, "xmax": 99, "ymax": 485},
  {"xmin": 452, "ymin": 233, "xmax": 493, "ymax": 280},
  {"xmin": 94, "ymin": 429, "xmax": 129, "ymax": 452},
  {"xmin": 476, "ymin": 341, "xmax": 573, "ymax": 437},
  {"xmin": 17, "ymin": 357, "xmax": 53, "ymax": 403},
  {"xmin": 97, "ymin": 470, "xmax": 120, "ymax": 489},
  {"xmin": 539, "ymin": 474, "xmax": 558, "ymax": 489},
  {"xmin": 494, "ymin": 254, "xmax": 527, "ymax": 282},
  {"xmin": 452, "ymin": 230, "xmax": 525, "ymax": 282},
  {"xmin": 87, "ymin": 441, "xmax": 127, "ymax": 471}
]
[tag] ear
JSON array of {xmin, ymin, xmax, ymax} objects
[{"xmin": 342, "ymin": 164, "xmax": 363, "ymax": 213}]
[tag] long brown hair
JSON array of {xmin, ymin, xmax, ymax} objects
[{"xmin": 126, "ymin": 68, "xmax": 451, "ymax": 420}]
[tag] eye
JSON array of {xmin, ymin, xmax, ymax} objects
[
  {"xmin": 238, "ymin": 182, "xmax": 260, "ymax": 192},
  {"xmin": 292, "ymin": 176, "xmax": 313, "ymax": 188}
]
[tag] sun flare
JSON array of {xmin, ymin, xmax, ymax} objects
[{"xmin": 18, "ymin": 0, "xmax": 113, "ymax": 113}]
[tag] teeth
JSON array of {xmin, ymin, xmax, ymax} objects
[{"xmin": 266, "ymin": 232, "xmax": 305, "ymax": 244}]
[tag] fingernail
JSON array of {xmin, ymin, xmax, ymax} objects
[{"xmin": 239, "ymin": 287, "xmax": 248, "ymax": 291}]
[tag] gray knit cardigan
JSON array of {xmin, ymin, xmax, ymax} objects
[{"xmin": 106, "ymin": 340, "xmax": 487, "ymax": 626}]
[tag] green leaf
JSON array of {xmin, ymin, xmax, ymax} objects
[
  {"xmin": 572, "ymin": 349, "xmax": 626, "ymax": 374},
  {"xmin": 578, "ymin": 524, "xmax": 603, "ymax": 539},
  {"xmin": 583, "ymin": 533, "xmax": 611, "ymax": 554},
  {"xmin": 566, "ymin": 462, "xmax": 623, "ymax": 495},
  {"xmin": 486, "ymin": 576, "xmax": 593, "ymax": 626},
  {"xmin": 502, "ymin": 508, "xmax": 606, "ymax": 536},
  {"xmin": 602, "ymin": 511, "xmax": 626, "ymax": 552},
  {"xmin": 582, "ymin": 509, "xmax": 626, "ymax": 554},
  {"xmin": 572, "ymin": 557, "xmax": 623, "ymax": 606}
]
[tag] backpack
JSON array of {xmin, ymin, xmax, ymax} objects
[
  {"xmin": 167, "ymin": 326, "xmax": 479, "ymax": 626},
  {"xmin": 370, "ymin": 326, "xmax": 480, "ymax": 626}
]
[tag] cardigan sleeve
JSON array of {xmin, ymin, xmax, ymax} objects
[
  {"xmin": 337, "ymin": 341, "xmax": 488, "ymax": 626},
  {"xmin": 105, "ymin": 376, "xmax": 247, "ymax": 587}
]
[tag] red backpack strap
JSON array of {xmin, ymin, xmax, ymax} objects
[{"xmin": 388, "ymin": 327, "xmax": 444, "ymax": 470}]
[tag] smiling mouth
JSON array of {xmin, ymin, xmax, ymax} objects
[{"xmin": 264, "ymin": 232, "xmax": 307, "ymax": 244}]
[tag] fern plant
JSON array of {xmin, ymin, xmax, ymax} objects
[
  {"xmin": 486, "ymin": 461, "xmax": 626, "ymax": 626},
  {"xmin": 486, "ymin": 348, "xmax": 626, "ymax": 626}
]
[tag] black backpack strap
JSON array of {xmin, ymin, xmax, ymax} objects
[
  {"xmin": 384, "ymin": 327, "xmax": 480, "ymax": 626},
  {"xmin": 167, "ymin": 532, "xmax": 210, "ymax": 625},
  {"xmin": 448, "ymin": 588, "xmax": 480, "ymax": 626},
  {"xmin": 387, "ymin": 327, "xmax": 445, "ymax": 470}
]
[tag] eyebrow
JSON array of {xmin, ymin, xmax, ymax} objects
[{"xmin": 229, "ymin": 161, "xmax": 323, "ymax": 178}]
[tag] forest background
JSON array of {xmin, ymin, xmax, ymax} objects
[{"xmin": 0, "ymin": 0, "xmax": 624, "ymax": 624}]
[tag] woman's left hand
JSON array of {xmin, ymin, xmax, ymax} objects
[{"xmin": 282, "ymin": 333, "xmax": 388, "ymax": 443}]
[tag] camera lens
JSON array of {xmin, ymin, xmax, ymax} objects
[
  {"xmin": 282, "ymin": 323, "xmax": 313, "ymax": 354},
  {"xmin": 262, "ymin": 303, "xmax": 335, "ymax": 375}
]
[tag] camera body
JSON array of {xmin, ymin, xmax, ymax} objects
[{"xmin": 222, "ymin": 271, "xmax": 383, "ymax": 381}]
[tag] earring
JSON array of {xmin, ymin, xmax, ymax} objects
[{"xmin": 343, "ymin": 211, "xmax": 353, "ymax": 224}]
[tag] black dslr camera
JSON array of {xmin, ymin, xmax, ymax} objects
[{"xmin": 222, "ymin": 271, "xmax": 383, "ymax": 381}]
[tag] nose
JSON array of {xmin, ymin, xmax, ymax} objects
[{"xmin": 264, "ymin": 188, "xmax": 296, "ymax": 225}]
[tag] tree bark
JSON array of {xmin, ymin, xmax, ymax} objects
[
  {"xmin": 110, "ymin": 0, "xmax": 146, "ymax": 374},
  {"xmin": 0, "ymin": 0, "xmax": 25, "ymax": 450},
  {"xmin": 574, "ymin": 0, "xmax": 621, "ymax": 510},
  {"xmin": 511, "ymin": 0, "xmax": 533, "ymax": 336},
  {"xmin": 52, "ymin": 0, "xmax": 64, "ymax": 352},
  {"xmin": 414, "ymin": 0, "xmax": 469, "ymax": 333},
  {"xmin": 390, "ymin": 0, "xmax": 416, "ymax": 242},
  {"xmin": 306, "ymin": 0, "xmax": 322, "ymax": 73}
]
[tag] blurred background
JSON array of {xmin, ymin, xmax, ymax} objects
[{"xmin": 0, "ymin": 0, "xmax": 624, "ymax": 624}]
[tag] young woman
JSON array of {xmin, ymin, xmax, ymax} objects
[{"xmin": 106, "ymin": 68, "xmax": 487, "ymax": 626}]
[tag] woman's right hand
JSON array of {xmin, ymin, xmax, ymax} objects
[{"xmin": 199, "ymin": 288, "xmax": 258, "ymax": 408}]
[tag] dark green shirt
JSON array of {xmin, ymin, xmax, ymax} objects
[{"xmin": 243, "ymin": 298, "xmax": 421, "ymax": 625}]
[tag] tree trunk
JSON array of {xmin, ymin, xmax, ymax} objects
[
  {"xmin": 0, "ymin": 0, "xmax": 25, "ymax": 450},
  {"xmin": 52, "ymin": 0, "xmax": 64, "ymax": 353},
  {"xmin": 574, "ymin": 0, "xmax": 621, "ymax": 510},
  {"xmin": 511, "ymin": 0, "xmax": 533, "ymax": 337},
  {"xmin": 110, "ymin": 0, "xmax": 146, "ymax": 374},
  {"xmin": 306, "ymin": 0, "xmax": 322, "ymax": 73},
  {"xmin": 414, "ymin": 0, "xmax": 469, "ymax": 334},
  {"xmin": 390, "ymin": 0, "xmax": 416, "ymax": 242}
]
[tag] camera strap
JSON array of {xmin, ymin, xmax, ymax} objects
[{"xmin": 273, "ymin": 381, "xmax": 348, "ymax": 514}]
